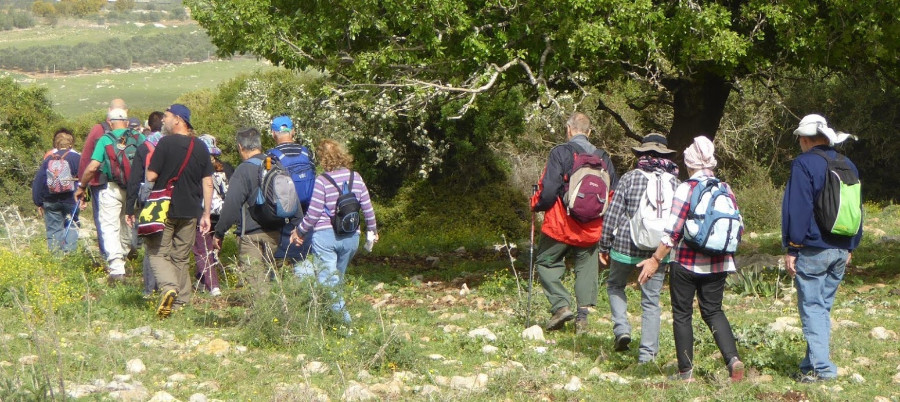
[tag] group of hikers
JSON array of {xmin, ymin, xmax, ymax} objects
[
  {"xmin": 31, "ymin": 103, "xmax": 863, "ymax": 382},
  {"xmin": 31, "ymin": 98, "xmax": 378, "ymax": 323},
  {"xmin": 531, "ymin": 112, "xmax": 862, "ymax": 383}
]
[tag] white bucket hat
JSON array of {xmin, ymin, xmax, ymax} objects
[{"xmin": 794, "ymin": 114, "xmax": 857, "ymax": 146}]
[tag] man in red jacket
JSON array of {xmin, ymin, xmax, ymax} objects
[
  {"xmin": 78, "ymin": 98, "xmax": 127, "ymax": 258},
  {"xmin": 531, "ymin": 112, "xmax": 617, "ymax": 334}
]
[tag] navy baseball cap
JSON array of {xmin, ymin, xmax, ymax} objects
[{"xmin": 166, "ymin": 104, "xmax": 193, "ymax": 129}]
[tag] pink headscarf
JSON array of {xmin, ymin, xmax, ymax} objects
[{"xmin": 683, "ymin": 136, "xmax": 717, "ymax": 170}]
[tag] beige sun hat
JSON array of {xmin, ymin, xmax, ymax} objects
[{"xmin": 632, "ymin": 133, "xmax": 676, "ymax": 155}]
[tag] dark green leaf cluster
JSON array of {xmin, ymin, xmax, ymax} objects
[{"xmin": 0, "ymin": 77, "xmax": 62, "ymax": 209}]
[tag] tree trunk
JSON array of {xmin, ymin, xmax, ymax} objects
[{"xmin": 665, "ymin": 72, "xmax": 732, "ymax": 173}]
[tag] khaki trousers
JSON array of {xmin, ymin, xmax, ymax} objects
[
  {"xmin": 145, "ymin": 218, "xmax": 197, "ymax": 307},
  {"xmin": 238, "ymin": 230, "xmax": 280, "ymax": 296}
]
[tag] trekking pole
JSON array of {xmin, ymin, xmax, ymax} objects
[
  {"xmin": 526, "ymin": 184, "xmax": 538, "ymax": 328},
  {"xmin": 61, "ymin": 202, "xmax": 80, "ymax": 250}
]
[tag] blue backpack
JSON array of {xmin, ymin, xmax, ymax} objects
[
  {"xmin": 682, "ymin": 178, "xmax": 743, "ymax": 255},
  {"xmin": 268, "ymin": 148, "xmax": 315, "ymax": 211}
]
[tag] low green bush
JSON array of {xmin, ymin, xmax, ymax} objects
[
  {"xmin": 729, "ymin": 163, "xmax": 783, "ymax": 233},
  {"xmin": 0, "ymin": 244, "xmax": 92, "ymax": 316}
]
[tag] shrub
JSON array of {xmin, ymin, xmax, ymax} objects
[
  {"xmin": 0, "ymin": 245, "xmax": 89, "ymax": 317},
  {"xmin": 728, "ymin": 163, "xmax": 783, "ymax": 233},
  {"xmin": 236, "ymin": 272, "xmax": 346, "ymax": 348}
]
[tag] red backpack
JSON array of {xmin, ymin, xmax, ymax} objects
[
  {"xmin": 562, "ymin": 146, "xmax": 611, "ymax": 222},
  {"xmin": 103, "ymin": 129, "xmax": 142, "ymax": 186}
]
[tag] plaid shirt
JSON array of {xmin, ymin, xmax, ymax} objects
[
  {"xmin": 663, "ymin": 169, "xmax": 737, "ymax": 274},
  {"xmin": 600, "ymin": 168, "xmax": 680, "ymax": 259}
]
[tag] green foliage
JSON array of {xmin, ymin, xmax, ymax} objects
[
  {"xmin": 727, "ymin": 266, "xmax": 788, "ymax": 299},
  {"xmin": 236, "ymin": 274, "xmax": 346, "ymax": 348},
  {"xmin": 0, "ymin": 31, "xmax": 218, "ymax": 72},
  {"xmin": 61, "ymin": 0, "xmax": 103, "ymax": 18},
  {"xmin": 187, "ymin": 0, "xmax": 900, "ymax": 157},
  {"xmin": 113, "ymin": 0, "xmax": 134, "ymax": 13},
  {"xmin": 0, "ymin": 245, "xmax": 90, "ymax": 315},
  {"xmin": 0, "ymin": 77, "xmax": 61, "ymax": 209},
  {"xmin": 733, "ymin": 324, "xmax": 805, "ymax": 375},
  {"xmin": 31, "ymin": 1, "xmax": 56, "ymax": 18},
  {"xmin": 0, "ymin": 8, "xmax": 35, "ymax": 30},
  {"xmin": 376, "ymin": 177, "xmax": 528, "ymax": 254},
  {"xmin": 728, "ymin": 163, "xmax": 783, "ymax": 233}
]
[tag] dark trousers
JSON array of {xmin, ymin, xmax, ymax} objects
[{"xmin": 669, "ymin": 263, "xmax": 739, "ymax": 373}]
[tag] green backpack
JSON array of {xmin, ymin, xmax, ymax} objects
[{"xmin": 811, "ymin": 149, "xmax": 862, "ymax": 237}]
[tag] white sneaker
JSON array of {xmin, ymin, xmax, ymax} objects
[{"xmin": 209, "ymin": 287, "xmax": 222, "ymax": 297}]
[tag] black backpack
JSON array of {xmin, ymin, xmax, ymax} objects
[{"xmin": 323, "ymin": 173, "xmax": 361, "ymax": 235}]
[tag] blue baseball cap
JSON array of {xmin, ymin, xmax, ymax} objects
[
  {"xmin": 271, "ymin": 115, "xmax": 293, "ymax": 133},
  {"xmin": 166, "ymin": 104, "xmax": 193, "ymax": 129}
]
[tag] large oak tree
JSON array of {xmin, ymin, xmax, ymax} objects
[{"xmin": 187, "ymin": 0, "xmax": 898, "ymax": 153}]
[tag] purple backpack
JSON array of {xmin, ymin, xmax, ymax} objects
[{"xmin": 563, "ymin": 150, "xmax": 611, "ymax": 222}]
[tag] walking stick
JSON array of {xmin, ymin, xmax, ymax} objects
[
  {"xmin": 60, "ymin": 203, "xmax": 80, "ymax": 250},
  {"xmin": 526, "ymin": 184, "xmax": 538, "ymax": 328}
]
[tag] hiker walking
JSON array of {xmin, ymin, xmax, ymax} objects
[
  {"xmin": 193, "ymin": 134, "xmax": 232, "ymax": 297},
  {"xmin": 267, "ymin": 115, "xmax": 317, "ymax": 263},
  {"xmin": 599, "ymin": 133, "xmax": 679, "ymax": 360},
  {"xmin": 290, "ymin": 139, "xmax": 378, "ymax": 324},
  {"xmin": 75, "ymin": 108, "xmax": 143, "ymax": 284},
  {"xmin": 142, "ymin": 104, "xmax": 213, "ymax": 317},
  {"xmin": 32, "ymin": 128, "xmax": 81, "ymax": 253},
  {"xmin": 125, "ymin": 111, "xmax": 165, "ymax": 298},
  {"xmin": 782, "ymin": 114, "xmax": 862, "ymax": 383},
  {"xmin": 213, "ymin": 128, "xmax": 285, "ymax": 297},
  {"xmin": 636, "ymin": 136, "xmax": 745, "ymax": 382},
  {"xmin": 78, "ymin": 98, "xmax": 128, "ymax": 258},
  {"xmin": 531, "ymin": 112, "xmax": 618, "ymax": 334}
]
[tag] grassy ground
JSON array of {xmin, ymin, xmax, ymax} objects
[
  {"xmin": 0, "ymin": 205, "xmax": 898, "ymax": 400},
  {"xmin": 29, "ymin": 59, "xmax": 279, "ymax": 118}
]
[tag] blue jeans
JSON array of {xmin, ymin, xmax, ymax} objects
[
  {"xmin": 607, "ymin": 259, "xmax": 666, "ymax": 362},
  {"xmin": 43, "ymin": 201, "xmax": 79, "ymax": 253},
  {"xmin": 794, "ymin": 247, "xmax": 847, "ymax": 378},
  {"xmin": 294, "ymin": 230, "xmax": 359, "ymax": 322}
]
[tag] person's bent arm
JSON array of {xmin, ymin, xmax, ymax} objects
[{"xmin": 74, "ymin": 160, "xmax": 102, "ymax": 201}]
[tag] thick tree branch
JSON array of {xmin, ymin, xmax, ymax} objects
[
  {"xmin": 277, "ymin": 32, "xmax": 316, "ymax": 61},
  {"xmin": 596, "ymin": 98, "xmax": 642, "ymax": 141}
]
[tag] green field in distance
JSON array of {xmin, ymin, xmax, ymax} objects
[{"xmin": 25, "ymin": 59, "xmax": 279, "ymax": 118}]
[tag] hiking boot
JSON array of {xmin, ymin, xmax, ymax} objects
[
  {"xmin": 156, "ymin": 289, "xmax": 177, "ymax": 319},
  {"xmin": 574, "ymin": 307, "xmax": 589, "ymax": 335},
  {"xmin": 545, "ymin": 306, "xmax": 575, "ymax": 331},
  {"xmin": 614, "ymin": 334, "xmax": 631, "ymax": 352},
  {"xmin": 669, "ymin": 369, "xmax": 695, "ymax": 383},
  {"xmin": 575, "ymin": 318, "xmax": 588, "ymax": 335},
  {"xmin": 727, "ymin": 356, "xmax": 745, "ymax": 382},
  {"xmin": 798, "ymin": 372, "xmax": 834, "ymax": 383},
  {"xmin": 209, "ymin": 287, "xmax": 222, "ymax": 297},
  {"xmin": 107, "ymin": 274, "xmax": 125, "ymax": 286}
]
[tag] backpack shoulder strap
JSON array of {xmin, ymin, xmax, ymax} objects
[
  {"xmin": 268, "ymin": 148, "xmax": 285, "ymax": 160},
  {"xmin": 347, "ymin": 171, "xmax": 355, "ymax": 194},
  {"xmin": 322, "ymin": 173, "xmax": 341, "ymax": 192}
]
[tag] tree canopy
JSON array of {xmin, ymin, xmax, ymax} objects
[{"xmin": 188, "ymin": 0, "xmax": 899, "ymax": 157}]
